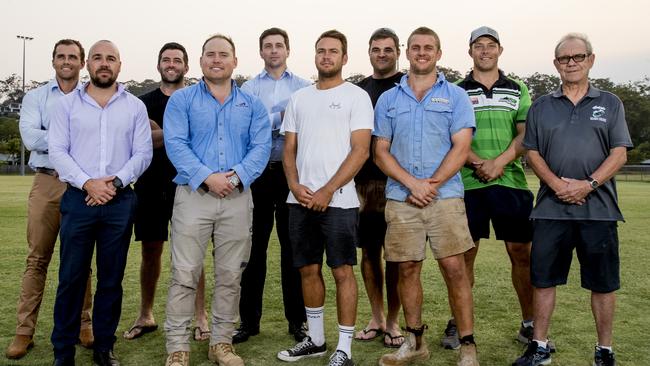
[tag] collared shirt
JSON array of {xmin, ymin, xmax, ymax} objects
[
  {"xmin": 19, "ymin": 79, "xmax": 82, "ymax": 170},
  {"xmin": 374, "ymin": 73, "xmax": 476, "ymax": 202},
  {"xmin": 241, "ymin": 69, "xmax": 310, "ymax": 161},
  {"xmin": 48, "ymin": 82, "xmax": 153, "ymax": 189},
  {"xmin": 457, "ymin": 70, "xmax": 532, "ymax": 191},
  {"xmin": 523, "ymin": 84, "xmax": 633, "ymax": 221},
  {"xmin": 163, "ymin": 79, "xmax": 271, "ymax": 190}
]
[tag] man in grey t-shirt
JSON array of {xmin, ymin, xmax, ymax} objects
[{"xmin": 513, "ymin": 33, "xmax": 632, "ymax": 366}]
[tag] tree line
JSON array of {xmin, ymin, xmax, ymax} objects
[{"xmin": 1, "ymin": 67, "xmax": 649, "ymax": 164}]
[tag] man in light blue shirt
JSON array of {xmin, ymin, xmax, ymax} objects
[
  {"xmin": 373, "ymin": 27, "xmax": 479, "ymax": 366},
  {"xmin": 234, "ymin": 27, "xmax": 311, "ymax": 345},
  {"xmin": 6, "ymin": 39, "xmax": 95, "ymax": 361},
  {"xmin": 48, "ymin": 40, "xmax": 152, "ymax": 366},
  {"xmin": 163, "ymin": 34, "xmax": 270, "ymax": 366}
]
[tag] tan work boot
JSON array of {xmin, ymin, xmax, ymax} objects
[
  {"xmin": 458, "ymin": 342, "xmax": 479, "ymax": 366},
  {"xmin": 5, "ymin": 335, "xmax": 34, "ymax": 359},
  {"xmin": 165, "ymin": 351, "xmax": 190, "ymax": 366},
  {"xmin": 208, "ymin": 343, "xmax": 244, "ymax": 366},
  {"xmin": 379, "ymin": 332, "xmax": 429, "ymax": 366},
  {"xmin": 79, "ymin": 327, "xmax": 94, "ymax": 348}
]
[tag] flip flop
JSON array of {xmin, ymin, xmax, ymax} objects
[
  {"xmin": 354, "ymin": 327, "xmax": 383, "ymax": 341},
  {"xmin": 193, "ymin": 326, "xmax": 211, "ymax": 342},
  {"xmin": 384, "ymin": 332, "xmax": 405, "ymax": 348},
  {"xmin": 123, "ymin": 324, "xmax": 158, "ymax": 340}
]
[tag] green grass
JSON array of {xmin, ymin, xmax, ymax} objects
[{"xmin": 1, "ymin": 175, "xmax": 649, "ymax": 366}]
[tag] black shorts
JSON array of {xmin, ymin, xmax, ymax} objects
[
  {"xmin": 288, "ymin": 204, "xmax": 358, "ymax": 268},
  {"xmin": 356, "ymin": 179, "xmax": 387, "ymax": 249},
  {"xmin": 133, "ymin": 183, "xmax": 176, "ymax": 242},
  {"xmin": 464, "ymin": 185, "xmax": 533, "ymax": 243},
  {"xmin": 531, "ymin": 219, "xmax": 620, "ymax": 293}
]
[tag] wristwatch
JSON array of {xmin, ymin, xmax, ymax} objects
[
  {"xmin": 587, "ymin": 176, "xmax": 599, "ymax": 190},
  {"xmin": 228, "ymin": 172, "xmax": 241, "ymax": 188},
  {"xmin": 112, "ymin": 177, "xmax": 124, "ymax": 189}
]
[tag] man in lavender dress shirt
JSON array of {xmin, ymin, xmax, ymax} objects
[{"xmin": 48, "ymin": 40, "xmax": 152, "ymax": 366}]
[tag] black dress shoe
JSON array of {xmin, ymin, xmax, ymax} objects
[
  {"xmin": 52, "ymin": 356, "xmax": 75, "ymax": 366},
  {"xmin": 232, "ymin": 325, "xmax": 260, "ymax": 344},
  {"xmin": 93, "ymin": 350, "xmax": 119, "ymax": 366},
  {"xmin": 288, "ymin": 322, "xmax": 308, "ymax": 342}
]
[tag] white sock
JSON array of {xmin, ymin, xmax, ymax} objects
[
  {"xmin": 306, "ymin": 306, "xmax": 325, "ymax": 346},
  {"xmin": 533, "ymin": 339, "xmax": 548, "ymax": 349},
  {"xmin": 597, "ymin": 344, "xmax": 613, "ymax": 352},
  {"xmin": 522, "ymin": 319, "xmax": 534, "ymax": 328},
  {"xmin": 336, "ymin": 324, "xmax": 355, "ymax": 358}
]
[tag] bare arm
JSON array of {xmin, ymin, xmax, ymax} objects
[
  {"xmin": 429, "ymin": 128, "xmax": 474, "ymax": 191},
  {"xmin": 150, "ymin": 119, "xmax": 164, "ymax": 149},
  {"xmin": 309, "ymin": 129, "xmax": 371, "ymax": 212},
  {"xmin": 283, "ymin": 132, "xmax": 313, "ymax": 206}
]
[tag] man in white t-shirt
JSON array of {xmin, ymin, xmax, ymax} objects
[{"xmin": 276, "ymin": 30, "xmax": 373, "ymax": 366}]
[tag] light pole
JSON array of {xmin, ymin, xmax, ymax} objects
[{"xmin": 17, "ymin": 35, "xmax": 33, "ymax": 176}]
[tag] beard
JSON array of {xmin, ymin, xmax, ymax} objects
[
  {"xmin": 160, "ymin": 68, "xmax": 185, "ymax": 84},
  {"xmin": 317, "ymin": 65, "xmax": 342, "ymax": 79},
  {"xmin": 90, "ymin": 69, "xmax": 117, "ymax": 89}
]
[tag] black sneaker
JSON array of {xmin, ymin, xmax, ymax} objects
[
  {"xmin": 288, "ymin": 323, "xmax": 308, "ymax": 342},
  {"xmin": 512, "ymin": 341, "xmax": 551, "ymax": 366},
  {"xmin": 328, "ymin": 350, "xmax": 354, "ymax": 366},
  {"xmin": 517, "ymin": 322, "xmax": 556, "ymax": 353},
  {"xmin": 594, "ymin": 346, "xmax": 616, "ymax": 366},
  {"xmin": 277, "ymin": 337, "xmax": 327, "ymax": 362},
  {"xmin": 440, "ymin": 319, "xmax": 460, "ymax": 350}
]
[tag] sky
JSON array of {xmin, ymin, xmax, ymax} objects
[{"xmin": 2, "ymin": 0, "xmax": 649, "ymax": 85}]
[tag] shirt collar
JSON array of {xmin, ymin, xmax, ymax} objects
[
  {"xmin": 463, "ymin": 69, "xmax": 508, "ymax": 87},
  {"xmin": 48, "ymin": 79, "xmax": 83, "ymax": 93},
  {"xmin": 260, "ymin": 68, "xmax": 292, "ymax": 80},
  {"xmin": 398, "ymin": 71, "xmax": 447, "ymax": 95},
  {"xmin": 198, "ymin": 78, "xmax": 239, "ymax": 101},
  {"xmin": 552, "ymin": 83, "xmax": 601, "ymax": 99}
]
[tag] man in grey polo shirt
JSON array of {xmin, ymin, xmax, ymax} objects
[{"xmin": 513, "ymin": 33, "xmax": 632, "ymax": 366}]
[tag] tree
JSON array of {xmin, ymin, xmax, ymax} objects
[
  {"xmin": 233, "ymin": 74, "xmax": 249, "ymax": 87},
  {"xmin": 438, "ymin": 66, "xmax": 463, "ymax": 83},
  {"xmin": 345, "ymin": 73, "xmax": 366, "ymax": 84},
  {"xmin": 0, "ymin": 74, "xmax": 26, "ymax": 103},
  {"xmin": 0, "ymin": 117, "xmax": 23, "ymax": 162},
  {"xmin": 521, "ymin": 72, "xmax": 560, "ymax": 100},
  {"xmin": 124, "ymin": 79, "xmax": 159, "ymax": 96}
]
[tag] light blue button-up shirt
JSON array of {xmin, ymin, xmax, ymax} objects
[
  {"xmin": 163, "ymin": 79, "xmax": 271, "ymax": 190},
  {"xmin": 48, "ymin": 82, "xmax": 153, "ymax": 189},
  {"xmin": 19, "ymin": 79, "xmax": 82, "ymax": 170},
  {"xmin": 374, "ymin": 73, "xmax": 476, "ymax": 201},
  {"xmin": 241, "ymin": 69, "xmax": 310, "ymax": 161}
]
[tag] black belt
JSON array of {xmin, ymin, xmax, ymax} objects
[
  {"xmin": 35, "ymin": 167, "xmax": 58, "ymax": 177},
  {"xmin": 268, "ymin": 161, "xmax": 283, "ymax": 170}
]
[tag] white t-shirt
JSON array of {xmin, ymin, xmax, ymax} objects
[{"xmin": 281, "ymin": 82, "xmax": 374, "ymax": 208}]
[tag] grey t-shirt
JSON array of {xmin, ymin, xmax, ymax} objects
[{"xmin": 523, "ymin": 85, "xmax": 633, "ymax": 221}]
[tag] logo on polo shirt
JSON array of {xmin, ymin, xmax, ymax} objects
[
  {"xmin": 235, "ymin": 102, "xmax": 249, "ymax": 108},
  {"xmin": 329, "ymin": 102, "xmax": 341, "ymax": 109},
  {"xmin": 430, "ymin": 97, "xmax": 449, "ymax": 104},
  {"xmin": 590, "ymin": 105, "xmax": 607, "ymax": 122},
  {"xmin": 470, "ymin": 97, "xmax": 479, "ymax": 105},
  {"xmin": 499, "ymin": 96, "xmax": 518, "ymax": 107}
]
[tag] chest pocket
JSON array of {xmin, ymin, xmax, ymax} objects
[
  {"xmin": 230, "ymin": 105, "xmax": 253, "ymax": 142},
  {"xmin": 188, "ymin": 105, "xmax": 214, "ymax": 137},
  {"xmin": 423, "ymin": 102, "xmax": 452, "ymax": 136}
]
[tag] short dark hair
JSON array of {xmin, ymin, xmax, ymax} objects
[
  {"xmin": 158, "ymin": 42, "xmax": 188, "ymax": 65},
  {"xmin": 369, "ymin": 28, "xmax": 400, "ymax": 50},
  {"xmin": 259, "ymin": 27, "xmax": 290, "ymax": 51},
  {"xmin": 407, "ymin": 26, "xmax": 441, "ymax": 50},
  {"xmin": 52, "ymin": 39, "xmax": 85, "ymax": 61},
  {"xmin": 315, "ymin": 29, "xmax": 347, "ymax": 55},
  {"xmin": 202, "ymin": 34, "xmax": 236, "ymax": 56}
]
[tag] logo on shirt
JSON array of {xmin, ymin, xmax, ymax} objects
[
  {"xmin": 329, "ymin": 102, "xmax": 341, "ymax": 110},
  {"xmin": 590, "ymin": 105, "xmax": 607, "ymax": 122},
  {"xmin": 498, "ymin": 96, "xmax": 518, "ymax": 107},
  {"xmin": 235, "ymin": 102, "xmax": 249, "ymax": 108},
  {"xmin": 470, "ymin": 97, "xmax": 479, "ymax": 105},
  {"xmin": 430, "ymin": 97, "xmax": 449, "ymax": 104}
]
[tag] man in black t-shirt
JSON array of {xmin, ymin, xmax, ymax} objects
[
  {"xmin": 123, "ymin": 43, "xmax": 210, "ymax": 343},
  {"xmin": 354, "ymin": 28, "xmax": 405, "ymax": 348}
]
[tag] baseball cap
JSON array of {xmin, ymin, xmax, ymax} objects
[{"xmin": 469, "ymin": 26, "xmax": 500, "ymax": 45}]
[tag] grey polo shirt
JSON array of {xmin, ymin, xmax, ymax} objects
[{"xmin": 523, "ymin": 85, "xmax": 633, "ymax": 221}]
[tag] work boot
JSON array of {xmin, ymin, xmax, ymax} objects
[
  {"xmin": 379, "ymin": 331, "xmax": 429, "ymax": 366},
  {"xmin": 5, "ymin": 334, "xmax": 34, "ymax": 359},
  {"xmin": 165, "ymin": 351, "xmax": 189, "ymax": 366},
  {"xmin": 208, "ymin": 343, "xmax": 244, "ymax": 366},
  {"xmin": 458, "ymin": 342, "xmax": 479, "ymax": 366}
]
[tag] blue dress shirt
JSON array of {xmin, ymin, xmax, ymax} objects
[
  {"xmin": 19, "ymin": 79, "xmax": 82, "ymax": 170},
  {"xmin": 163, "ymin": 79, "xmax": 271, "ymax": 190},
  {"xmin": 48, "ymin": 83, "xmax": 153, "ymax": 189},
  {"xmin": 241, "ymin": 69, "xmax": 310, "ymax": 161},
  {"xmin": 374, "ymin": 73, "xmax": 476, "ymax": 201}
]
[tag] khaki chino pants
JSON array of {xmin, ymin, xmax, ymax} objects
[
  {"xmin": 165, "ymin": 185, "xmax": 253, "ymax": 353},
  {"xmin": 15, "ymin": 172, "xmax": 92, "ymax": 336}
]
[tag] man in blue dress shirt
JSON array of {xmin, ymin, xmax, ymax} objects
[
  {"xmin": 234, "ymin": 27, "xmax": 311, "ymax": 344},
  {"xmin": 6, "ymin": 39, "xmax": 94, "ymax": 361},
  {"xmin": 48, "ymin": 40, "xmax": 153, "ymax": 366},
  {"xmin": 163, "ymin": 34, "xmax": 271, "ymax": 366}
]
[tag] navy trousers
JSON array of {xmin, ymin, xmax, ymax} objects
[{"xmin": 51, "ymin": 186, "xmax": 136, "ymax": 359}]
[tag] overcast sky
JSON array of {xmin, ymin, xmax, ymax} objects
[{"xmin": 2, "ymin": 0, "xmax": 649, "ymax": 85}]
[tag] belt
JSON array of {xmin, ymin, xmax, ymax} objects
[
  {"xmin": 35, "ymin": 167, "xmax": 58, "ymax": 177},
  {"xmin": 268, "ymin": 161, "xmax": 283, "ymax": 170}
]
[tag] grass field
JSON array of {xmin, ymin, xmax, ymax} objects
[{"xmin": 0, "ymin": 175, "xmax": 648, "ymax": 366}]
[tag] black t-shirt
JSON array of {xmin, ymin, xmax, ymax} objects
[
  {"xmin": 135, "ymin": 88, "xmax": 177, "ymax": 189},
  {"xmin": 355, "ymin": 72, "xmax": 404, "ymax": 182}
]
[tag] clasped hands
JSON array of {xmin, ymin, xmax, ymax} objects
[
  {"xmin": 83, "ymin": 176, "xmax": 117, "ymax": 206},
  {"xmin": 289, "ymin": 183, "xmax": 334, "ymax": 212},
  {"xmin": 555, "ymin": 177, "xmax": 593, "ymax": 205}
]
